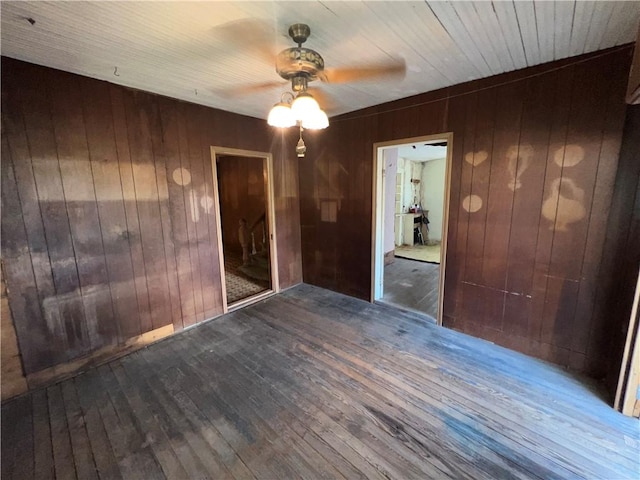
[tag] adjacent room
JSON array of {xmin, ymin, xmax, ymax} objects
[
  {"xmin": 1, "ymin": 2, "xmax": 639, "ymax": 479},
  {"xmin": 214, "ymin": 152, "xmax": 274, "ymax": 307},
  {"xmin": 378, "ymin": 140, "xmax": 448, "ymax": 319}
]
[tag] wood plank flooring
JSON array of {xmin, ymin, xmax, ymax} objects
[
  {"xmin": 383, "ymin": 257, "xmax": 440, "ymax": 318},
  {"xmin": 2, "ymin": 284, "xmax": 639, "ymax": 479}
]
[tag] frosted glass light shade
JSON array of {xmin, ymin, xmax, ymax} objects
[
  {"xmin": 291, "ymin": 93, "xmax": 320, "ymax": 121},
  {"xmin": 301, "ymin": 109, "xmax": 329, "ymax": 129},
  {"xmin": 267, "ymin": 102, "xmax": 296, "ymax": 128}
]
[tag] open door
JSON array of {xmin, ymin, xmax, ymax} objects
[
  {"xmin": 371, "ymin": 134, "xmax": 453, "ymax": 324},
  {"xmin": 211, "ymin": 147, "xmax": 279, "ymax": 312}
]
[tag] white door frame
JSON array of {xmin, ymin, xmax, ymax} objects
[
  {"xmin": 210, "ymin": 146, "xmax": 280, "ymax": 313},
  {"xmin": 371, "ymin": 133, "xmax": 454, "ymax": 326}
]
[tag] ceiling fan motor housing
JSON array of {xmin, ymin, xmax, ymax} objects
[
  {"xmin": 276, "ymin": 47, "xmax": 324, "ymax": 82},
  {"xmin": 275, "ymin": 23, "xmax": 324, "ymax": 90}
]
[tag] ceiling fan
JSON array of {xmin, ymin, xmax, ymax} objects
[
  {"xmin": 274, "ymin": 23, "xmax": 406, "ymax": 95},
  {"xmin": 266, "ymin": 23, "xmax": 405, "ymax": 132},
  {"xmin": 257, "ymin": 22, "xmax": 405, "ymax": 156},
  {"xmin": 219, "ymin": 22, "xmax": 406, "ymax": 112}
]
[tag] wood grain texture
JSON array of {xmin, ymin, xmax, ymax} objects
[
  {"xmin": 300, "ymin": 47, "xmax": 630, "ymax": 376},
  {"xmin": 0, "ymin": 261, "xmax": 28, "ymax": 400},
  {"xmin": 79, "ymin": 77, "xmax": 141, "ymax": 342},
  {"xmin": 158, "ymin": 97, "xmax": 198, "ymax": 329},
  {"xmin": 602, "ymin": 104, "xmax": 640, "ymax": 398},
  {"xmin": 441, "ymin": 93, "xmax": 467, "ymax": 327},
  {"xmin": 216, "ymin": 155, "xmax": 267, "ymax": 256},
  {"xmin": 572, "ymin": 53, "xmax": 630, "ymax": 370},
  {"xmin": 2, "ymin": 285, "xmax": 638, "ymax": 479},
  {"xmin": 17, "ymin": 61, "xmax": 94, "ymax": 367},
  {"xmin": 272, "ymin": 132, "xmax": 303, "ymax": 289},
  {"xmin": 148, "ymin": 98, "xmax": 185, "ymax": 331},
  {"xmin": 48, "ymin": 69, "xmax": 118, "ymax": 353},
  {"xmin": 381, "ymin": 257, "xmax": 439, "ymax": 319},
  {"xmin": 193, "ymin": 105, "xmax": 225, "ymax": 320},
  {"xmin": 109, "ymin": 84, "xmax": 154, "ymax": 338},
  {"xmin": 122, "ymin": 88, "xmax": 173, "ymax": 331},
  {"xmin": 299, "ymin": 45, "xmax": 635, "ymax": 376},
  {"xmin": 1, "ymin": 118, "xmax": 57, "ymax": 373},
  {"xmin": 1, "ymin": 57, "xmax": 302, "ymax": 383},
  {"xmin": 502, "ymin": 73, "xmax": 553, "ymax": 342},
  {"xmin": 176, "ymin": 101, "xmax": 206, "ymax": 323}
]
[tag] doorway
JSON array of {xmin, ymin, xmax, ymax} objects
[
  {"xmin": 371, "ymin": 134, "xmax": 452, "ymax": 323},
  {"xmin": 211, "ymin": 147, "xmax": 279, "ymax": 311}
]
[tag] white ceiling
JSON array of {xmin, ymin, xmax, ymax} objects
[
  {"xmin": 397, "ymin": 144, "xmax": 448, "ymax": 162},
  {"xmin": 2, "ymin": 1, "xmax": 638, "ymax": 120}
]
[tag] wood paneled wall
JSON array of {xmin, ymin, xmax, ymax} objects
[
  {"xmin": 217, "ymin": 155, "xmax": 267, "ymax": 255},
  {"xmin": 0, "ymin": 261, "xmax": 27, "ymax": 400},
  {"xmin": 603, "ymin": 105, "xmax": 640, "ymax": 396},
  {"xmin": 299, "ymin": 46, "xmax": 634, "ymax": 377},
  {"xmin": 1, "ymin": 57, "xmax": 302, "ymax": 379}
]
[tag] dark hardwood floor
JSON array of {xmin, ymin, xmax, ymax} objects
[
  {"xmin": 2, "ymin": 284, "xmax": 639, "ymax": 479},
  {"xmin": 383, "ymin": 257, "xmax": 440, "ymax": 319}
]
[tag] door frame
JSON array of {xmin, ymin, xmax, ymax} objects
[
  {"xmin": 614, "ymin": 267, "xmax": 640, "ymax": 416},
  {"xmin": 210, "ymin": 146, "xmax": 280, "ymax": 313},
  {"xmin": 371, "ymin": 133, "xmax": 454, "ymax": 325}
]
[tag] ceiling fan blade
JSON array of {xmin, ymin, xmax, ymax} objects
[
  {"xmin": 306, "ymin": 87, "xmax": 337, "ymax": 114},
  {"xmin": 319, "ymin": 58, "xmax": 406, "ymax": 84},
  {"xmin": 210, "ymin": 18, "xmax": 277, "ymax": 64},
  {"xmin": 212, "ymin": 80, "xmax": 286, "ymax": 98}
]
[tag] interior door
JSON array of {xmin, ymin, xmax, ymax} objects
[{"xmin": 211, "ymin": 148, "xmax": 279, "ymax": 311}]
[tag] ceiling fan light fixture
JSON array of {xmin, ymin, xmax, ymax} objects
[
  {"xmin": 291, "ymin": 92, "xmax": 320, "ymax": 120},
  {"xmin": 301, "ymin": 108, "xmax": 329, "ymax": 130},
  {"xmin": 266, "ymin": 24, "xmax": 335, "ymax": 155},
  {"xmin": 267, "ymin": 102, "xmax": 296, "ymax": 128}
]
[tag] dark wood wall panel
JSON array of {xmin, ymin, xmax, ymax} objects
[
  {"xmin": 602, "ymin": 104, "xmax": 640, "ymax": 396},
  {"xmin": 123, "ymin": 88, "xmax": 174, "ymax": 331},
  {"xmin": 1, "ymin": 57, "xmax": 302, "ymax": 378},
  {"xmin": 272, "ymin": 133, "xmax": 303, "ymax": 289},
  {"xmin": 177, "ymin": 101, "xmax": 206, "ymax": 323},
  {"xmin": 485, "ymin": 81, "xmax": 525, "ymax": 338},
  {"xmin": 2, "ymin": 69, "xmax": 60, "ymax": 372},
  {"xmin": 456, "ymin": 93, "xmax": 480, "ymax": 335},
  {"xmin": 109, "ymin": 85, "xmax": 154, "ymax": 337},
  {"xmin": 464, "ymin": 89, "xmax": 495, "ymax": 288},
  {"xmin": 80, "ymin": 78, "xmax": 141, "ymax": 342},
  {"xmin": 441, "ymin": 94, "xmax": 467, "ymax": 329},
  {"xmin": 527, "ymin": 65, "xmax": 574, "ymax": 361},
  {"xmin": 503, "ymin": 74, "xmax": 552, "ymax": 346},
  {"xmin": 50, "ymin": 70, "xmax": 119, "ymax": 352},
  {"xmin": 158, "ymin": 97, "xmax": 197, "ymax": 329},
  {"xmin": 298, "ymin": 46, "xmax": 635, "ymax": 376},
  {"xmin": 148, "ymin": 96, "xmax": 184, "ymax": 329},
  {"xmin": 1, "ymin": 137, "xmax": 53, "ymax": 373},
  {"xmin": 339, "ymin": 115, "xmax": 377, "ymax": 297},
  {"xmin": 573, "ymin": 56, "xmax": 630, "ymax": 371},
  {"xmin": 194, "ymin": 105, "xmax": 225, "ymax": 321},
  {"xmin": 299, "ymin": 129, "xmax": 339, "ymax": 291},
  {"xmin": 217, "ymin": 155, "xmax": 267, "ymax": 255},
  {"xmin": 20, "ymin": 65, "xmax": 92, "ymax": 363}
]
